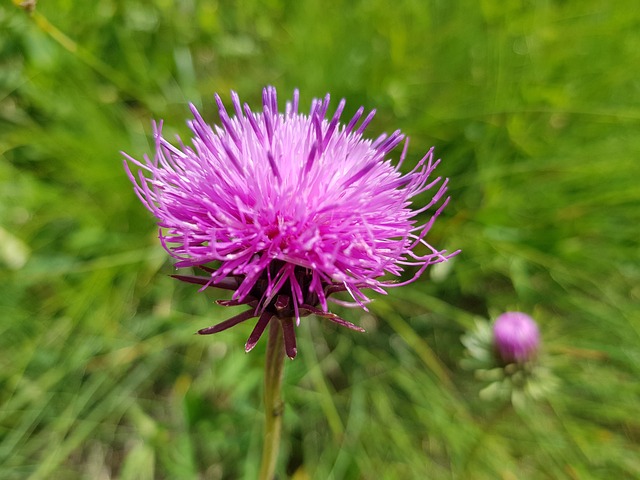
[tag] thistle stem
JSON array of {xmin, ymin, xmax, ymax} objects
[{"xmin": 258, "ymin": 319, "xmax": 286, "ymax": 480}]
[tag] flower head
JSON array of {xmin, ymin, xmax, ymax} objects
[
  {"xmin": 123, "ymin": 86, "xmax": 455, "ymax": 358},
  {"xmin": 462, "ymin": 315, "xmax": 553, "ymax": 407},
  {"xmin": 493, "ymin": 312, "xmax": 540, "ymax": 364}
]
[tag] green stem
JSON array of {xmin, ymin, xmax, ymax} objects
[{"xmin": 258, "ymin": 319, "xmax": 286, "ymax": 480}]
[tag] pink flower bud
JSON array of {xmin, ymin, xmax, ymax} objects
[{"xmin": 493, "ymin": 312, "xmax": 540, "ymax": 363}]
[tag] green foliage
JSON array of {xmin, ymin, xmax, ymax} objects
[{"xmin": 1, "ymin": 0, "xmax": 639, "ymax": 478}]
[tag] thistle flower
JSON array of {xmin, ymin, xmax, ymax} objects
[
  {"xmin": 493, "ymin": 312, "xmax": 540, "ymax": 364},
  {"xmin": 123, "ymin": 86, "xmax": 455, "ymax": 358}
]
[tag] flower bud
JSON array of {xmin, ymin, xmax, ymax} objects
[{"xmin": 493, "ymin": 312, "xmax": 540, "ymax": 364}]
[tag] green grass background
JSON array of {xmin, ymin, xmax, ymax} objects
[{"xmin": 1, "ymin": 0, "xmax": 639, "ymax": 478}]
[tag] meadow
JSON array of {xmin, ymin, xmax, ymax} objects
[{"xmin": 1, "ymin": 1, "xmax": 639, "ymax": 478}]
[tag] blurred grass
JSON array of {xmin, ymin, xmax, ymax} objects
[{"xmin": 1, "ymin": 0, "xmax": 639, "ymax": 478}]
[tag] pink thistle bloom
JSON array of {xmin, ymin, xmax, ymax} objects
[
  {"xmin": 123, "ymin": 86, "xmax": 456, "ymax": 358},
  {"xmin": 493, "ymin": 312, "xmax": 540, "ymax": 364}
]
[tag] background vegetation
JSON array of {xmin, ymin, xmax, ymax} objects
[{"xmin": 1, "ymin": 0, "xmax": 639, "ymax": 478}]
